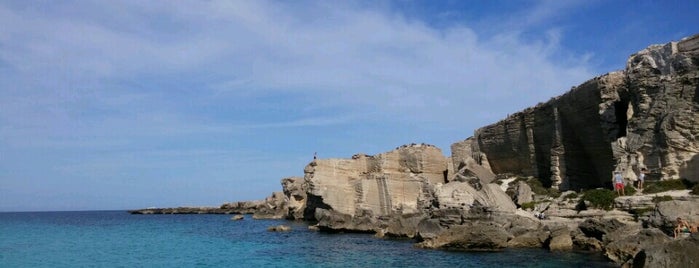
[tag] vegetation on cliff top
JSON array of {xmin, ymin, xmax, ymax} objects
[{"xmin": 643, "ymin": 179, "xmax": 695, "ymax": 194}]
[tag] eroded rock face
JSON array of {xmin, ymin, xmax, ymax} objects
[
  {"xmin": 633, "ymin": 232, "xmax": 699, "ymax": 268},
  {"xmin": 281, "ymin": 176, "xmax": 306, "ymax": 220},
  {"xmin": 647, "ymin": 199, "xmax": 699, "ymax": 235},
  {"xmin": 604, "ymin": 228, "xmax": 670, "ymax": 265},
  {"xmin": 252, "ymin": 191, "xmax": 288, "ymax": 219},
  {"xmin": 467, "ymin": 34, "xmax": 699, "ymax": 190},
  {"xmin": 303, "ymin": 144, "xmax": 448, "ymax": 231},
  {"xmin": 302, "ymin": 143, "xmax": 518, "ymax": 236},
  {"xmin": 416, "ymin": 221, "xmax": 509, "ymax": 251}
]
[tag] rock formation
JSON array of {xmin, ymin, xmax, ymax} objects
[
  {"xmin": 302, "ymin": 144, "xmax": 449, "ymax": 233},
  {"xmin": 131, "ymin": 34, "xmax": 699, "ymax": 265},
  {"xmin": 456, "ymin": 34, "xmax": 699, "ymax": 191}
]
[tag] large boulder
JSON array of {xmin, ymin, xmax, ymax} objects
[
  {"xmin": 646, "ymin": 199, "xmax": 699, "ymax": 235},
  {"xmin": 604, "ymin": 228, "xmax": 670, "ymax": 265},
  {"xmin": 633, "ymin": 232, "xmax": 699, "ymax": 267},
  {"xmin": 281, "ymin": 176, "xmax": 306, "ymax": 220},
  {"xmin": 547, "ymin": 225, "xmax": 573, "ymax": 251},
  {"xmin": 252, "ymin": 191, "xmax": 288, "ymax": 219},
  {"xmin": 416, "ymin": 221, "xmax": 509, "ymax": 251},
  {"xmin": 578, "ymin": 218, "xmax": 627, "ymax": 242},
  {"xmin": 432, "ymin": 182, "xmax": 516, "ymax": 213}
]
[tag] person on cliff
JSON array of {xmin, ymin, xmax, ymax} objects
[
  {"xmin": 637, "ymin": 168, "xmax": 647, "ymax": 190},
  {"xmin": 674, "ymin": 217, "xmax": 692, "ymax": 238},
  {"xmin": 613, "ymin": 171, "xmax": 625, "ymax": 196}
]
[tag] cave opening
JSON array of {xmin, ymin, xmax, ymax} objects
[{"xmin": 614, "ymin": 100, "xmax": 629, "ymax": 138}]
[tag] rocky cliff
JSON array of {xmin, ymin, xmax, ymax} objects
[
  {"xmin": 299, "ymin": 143, "xmax": 516, "ymax": 237},
  {"xmin": 455, "ymin": 34, "xmax": 699, "ymax": 190}
]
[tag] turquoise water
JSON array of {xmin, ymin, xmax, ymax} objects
[{"xmin": 0, "ymin": 211, "xmax": 614, "ymax": 267}]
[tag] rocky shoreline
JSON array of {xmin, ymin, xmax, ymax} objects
[{"xmin": 131, "ymin": 34, "xmax": 699, "ymax": 267}]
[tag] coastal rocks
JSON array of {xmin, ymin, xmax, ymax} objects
[
  {"xmin": 604, "ymin": 228, "xmax": 670, "ymax": 265},
  {"xmin": 252, "ymin": 191, "xmax": 288, "ymax": 219},
  {"xmin": 267, "ymin": 225, "xmax": 291, "ymax": 232},
  {"xmin": 466, "ymin": 34, "xmax": 699, "ymax": 191},
  {"xmin": 431, "ymin": 182, "xmax": 516, "ymax": 213},
  {"xmin": 508, "ymin": 181, "xmax": 534, "ymax": 206},
  {"xmin": 633, "ymin": 232, "xmax": 699, "ymax": 267},
  {"xmin": 282, "ymin": 176, "xmax": 307, "ymax": 220},
  {"xmin": 646, "ymin": 199, "xmax": 699, "ymax": 234},
  {"xmin": 416, "ymin": 221, "xmax": 509, "ymax": 251},
  {"xmin": 220, "ymin": 200, "xmax": 264, "ymax": 214},
  {"xmin": 578, "ymin": 218, "xmax": 627, "ymax": 242},
  {"xmin": 303, "ymin": 144, "xmax": 448, "ymax": 231},
  {"xmin": 129, "ymin": 206, "xmax": 251, "ymax": 214},
  {"xmin": 547, "ymin": 225, "xmax": 573, "ymax": 251}
]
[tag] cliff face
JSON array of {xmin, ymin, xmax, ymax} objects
[
  {"xmin": 460, "ymin": 34, "xmax": 699, "ymax": 190},
  {"xmin": 300, "ymin": 144, "xmax": 515, "ymax": 235},
  {"xmin": 303, "ymin": 144, "xmax": 448, "ymax": 221}
]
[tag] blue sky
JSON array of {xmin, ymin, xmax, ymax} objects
[{"xmin": 0, "ymin": 0, "xmax": 697, "ymax": 211}]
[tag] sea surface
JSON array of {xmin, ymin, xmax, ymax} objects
[{"xmin": 0, "ymin": 211, "xmax": 615, "ymax": 267}]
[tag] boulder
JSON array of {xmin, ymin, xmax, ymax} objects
[
  {"xmin": 253, "ymin": 191, "xmax": 288, "ymax": 219},
  {"xmin": 267, "ymin": 225, "xmax": 291, "ymax": 232},
  {"xmin": 633, "ymin": 232, "xmax": 699, "ymax": 267},
  {"xmin": 604, "ymin": 228, "xmax": 670, "ymax": 265},
  {"xmin": 646, "ymin": 199, "xmax": 699, "ymax": 235},
  {"xmin": 578, "ymin": 218, "xmax": 626, "ymax": 242},
  {"xmin": 547, "ymin": 225, "xmax": 573, "ymax": 251},
  {"xmin": 281, "ymin": 176, "xmax": 307, "ymax": 220},
  {"xmin": 514, "ymin": 181, "xmax": 533, "ymax": 206},
  {"xmin": 230, "ymin": 215, "xmax": 244, "ymax": 221},
  {"xmin": 416, "ymin": 221, "xmax": 509, "ymax": 251}
]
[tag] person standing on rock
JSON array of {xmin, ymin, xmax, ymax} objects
[
  {"xmin": 637, "ymin": 168, "xmax": 647, "ymax": 190},
  {"xmin": 613, "ymin": 171, "xmax": 625, "ymax": 196}
]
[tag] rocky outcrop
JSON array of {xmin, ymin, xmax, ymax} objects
[
  {"xmin": 131, "ymin": 34, "xmax": 699, "ymax": 266},
  {"xmin": 267, "ymin": 225, "xmax": 291, "ymax": 232},
  {"xmin": 633, "ymin": 232, "xmax": 699, "ymax": 267},
  {"xmin": 129, "ymin": 202, "xmax": 262, "ymax": 214},
  {"xmin": 252, "ymin": 191, "xmax": 288, "ymax": 219},
  {"xmin": 416, "ymin": 221, "xmax": 510, "ymax": 251},
  {"xmin": 301, "ymin": 143, "xmax": 520, "ymax": 238},
  {"xmin": 282, "ymin": 176, "xmax": 307, "ymax": 220},
  {"xmin": 646, "ymin": 199, "xmax": 699, "ymax": 235},
  {"xmin": 303, "ymin": 144, "xmax": 449, "ymax": 232},
  {"xmin": 467, "ymin": 34, "xmax": 699, "ymax": 191}
]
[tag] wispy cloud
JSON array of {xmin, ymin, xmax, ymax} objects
[{"xmin": 0, "ymin": 0, "xmax": 607, "ymax": 210}]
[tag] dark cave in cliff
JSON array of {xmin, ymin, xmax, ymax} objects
[{"xmin": 613, "ymin": 100, "xmax": 629, "ymax": 138}]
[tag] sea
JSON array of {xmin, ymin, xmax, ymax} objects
[{"xmin": 0, "ymin": 211, "xmax": 615, "ymax": 267}]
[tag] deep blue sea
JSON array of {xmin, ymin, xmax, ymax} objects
[{"xmin": 0, "ymin": 211, "xmax": 615, "ymax": 267}]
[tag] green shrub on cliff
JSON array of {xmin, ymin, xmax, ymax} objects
[
  {"xmin": 692, "ymin": 184, "xmax": 699, "ymax": 195},
  {"xmin": 525, "ymin": 177, "xmax": 561, "ymax": 198},
  {"xmin": 624, "ymin": 185, "xmax": 637, "ymax": 195},
  {"xmin": 643, "ymin": 179, "xmax": 694, "ymax": 194},
  {"xmin": 651, "ymin": 195, "xmax": 673, "ymax": 203},
  {"xmin": 521, "ymin": 201, "xmax": 536, "ymax": 210},
  {"xmin": 579, "ymin": 189, "xmax": 616, "ymax": 210}
]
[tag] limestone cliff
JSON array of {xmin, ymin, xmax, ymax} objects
[
  {"xmin": 457, "ymin": 34, "xmax": 699, "ymax": 190},
  {"xmin": 299, "ymin": 144, "xmax": 516, "ymax": 235},
  {"xmin": 303, "ymin": 144, "xmax": 447, "ymax": 222}
]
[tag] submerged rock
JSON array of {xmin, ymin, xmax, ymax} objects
[{"xmin": 267, "ymin": 225, "xmax": 291, "ymax": 232}]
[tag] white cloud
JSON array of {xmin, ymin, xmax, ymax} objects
[{"xmin": 0, "ymin": 0, "xmax": 601, "ymax": 210}]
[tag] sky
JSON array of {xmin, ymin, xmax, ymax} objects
[{"xmin": 1, "ymin": 0, "xmax": 697, "ymax": 212}]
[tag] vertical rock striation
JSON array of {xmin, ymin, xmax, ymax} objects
[{"xmin": 467, "ymin": 34, "xmax": 699, "ymax": 189}]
